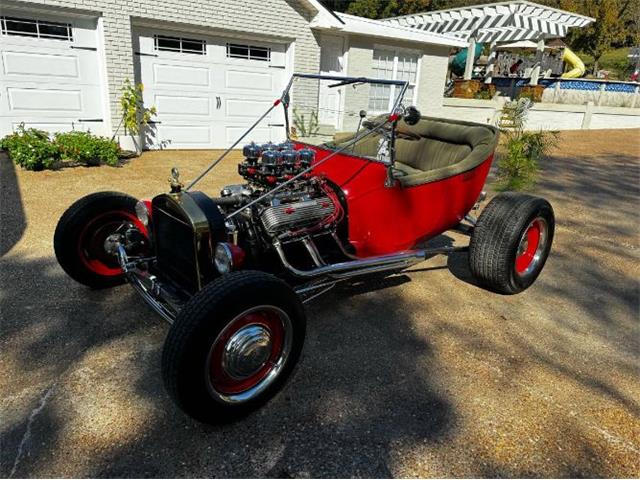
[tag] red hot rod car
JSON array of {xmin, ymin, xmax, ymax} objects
[{"xmin": 54, "ymin": 74, "xmax": 554, "ymax": 423}]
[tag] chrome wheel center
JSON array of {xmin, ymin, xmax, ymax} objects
[
  {"xmin": 222, "ymin": 324, "xmax": 273, "ymax": 379},
  {"xmin": 517, "ymin": 236, "xmax": 529, "ymax": 256},
  {"xmin": 515, "ymin": 217, "xmax": 549, "ymax": 277}
]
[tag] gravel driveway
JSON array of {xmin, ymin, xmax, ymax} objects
[{"xmin": 1, "ymin": 129, "xmax": 639, "ymax": 477}]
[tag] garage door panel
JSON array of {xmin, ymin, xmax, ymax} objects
[
  {"xmin": 4, "ymin": 84, "xmax": 103, "ymax": 116},
  {"xmin": 225, "ymin": 98, "xmax": 274, "ymax": 119},
  {"xmin": 157, "ymin": 124, "xmax": 213, "ymax": 146},
  {"xmin": 155, "ymin": 95, "xmax": 211, "ymax": 116},
  {"xmin": 2, "ymin": 51, "xmax": 79, "ymax": 78},
  {"xmin": 225, "ymin": 70, "xmax": 273, "ymax": 91},
  {"xmin": 8, "ymin": 87, "xmax": 82, "ymax": 111},
  {"xmin": 153, "ymin": 64, "xmax": 210, "ymax": 87},
  {"xmin": 11, "ymin": 121, "xmax": 79, "ymax": 133},
  {"xmin": 225, "ymin": 126, "xmax": 272, "ymax": 144}
]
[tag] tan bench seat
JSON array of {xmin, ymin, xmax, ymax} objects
[{"xmin": 331, "ymin": 117, "xmax": 499, "ymax": 187}]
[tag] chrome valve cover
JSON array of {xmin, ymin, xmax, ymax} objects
[{"xmin": 260, "ymin": 196, "xmax": 335, "ymax": 235}]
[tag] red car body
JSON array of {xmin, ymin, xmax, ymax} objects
[{"xmin": 301, "ymin": 143, "xmax": 493, "ymax": 256}]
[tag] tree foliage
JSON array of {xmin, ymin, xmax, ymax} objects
[{"xmin": 320, "ymin": 0, "xmax": 640, "ymax": 66}]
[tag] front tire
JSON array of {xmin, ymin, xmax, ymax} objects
[
  {"xmin": 54, "ymin": 191, "xmax": 146, "ymax": 288},
  {"xmin": 469, "ymin": 192, "xmax": 554, "ymax": 294},
  {"xmin": 162, "ymin": 271, "xmax": 306, "ymax": 424}
]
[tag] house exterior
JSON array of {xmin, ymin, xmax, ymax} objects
[{"xmin": 0, "ymin": 0, "xmax": 464, "ymax": 148}]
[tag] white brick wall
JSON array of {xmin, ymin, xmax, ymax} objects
[
  {"xmin": 343, "ymin": 37, "xmax": 372, "ymax": 131},
  {"xmin": 415, "ymin": 44, "xmax": 451, "ymax": 116},
  {"xmin": 8, "ymin": 0, "xmax": 321, "ymax": 132}
]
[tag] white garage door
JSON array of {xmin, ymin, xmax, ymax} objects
[
  {"xmin": 0, "ymin": 13, "xmax": 106, "ymax": 137},
  {"xmin": 135, "ymin": 28, "xmax": 288, "ymax": 149}
]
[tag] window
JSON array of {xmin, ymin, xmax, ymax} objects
[
  {"xmin": 1, "ymin": 16, "xmax": 72, "ymax": 41},
  {"xmin": 369, "ymin": 49, "xmax": 419, "ymax": 112},
  {"xmin": 154, "ymin": 35, "xmax": 206, "ymax": 55},
  {"xmin": 226, "ymin": 43, "xmax": 271, "ymax": 62}
]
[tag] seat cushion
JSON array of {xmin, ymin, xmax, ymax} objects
[
  {"xmin": 395, "ymin": 117, "xmax": 499, "ymax": 187},
  {"xmin": 392, "ymin": 161, "xmax": 422, "ymax": 177}
]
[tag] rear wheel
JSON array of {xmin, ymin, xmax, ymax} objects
[
  {"xmin": 162, "ymin": 271, "xmax": 306, "ymax": 424},
  {"xmin": 469, "ymin": 192, "xmax": 554, "ymax": 294},
  {"xmin": 54, "ymin": 191, "xmax": 147, "ymax": 288}
]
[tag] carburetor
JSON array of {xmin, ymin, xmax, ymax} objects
[{"xmin": 238, "ymin": 141, "xmax": 316, "ymax": 188}]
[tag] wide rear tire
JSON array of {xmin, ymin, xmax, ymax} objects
[
  {"xmin": 54, "ymin": 191, "xmax": 146, "ymax": 288},
  {"xmin": 162, "ymin": 271, "xmax": 306, "ymax": 424},
  {"xmin": 469, "ymin": 192, "xmax": 554, "ymax": 294}
]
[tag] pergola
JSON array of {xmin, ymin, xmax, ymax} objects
[{"xmin": 383, "ymin": 0, "xmax": 594, "ymax": 84}]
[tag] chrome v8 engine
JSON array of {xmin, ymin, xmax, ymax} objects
[{"xmin": 223, "ymin": 141, "xmax": 342, "ymax": 241}]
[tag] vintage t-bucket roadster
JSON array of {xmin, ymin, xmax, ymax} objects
[{"xmin": 54, "ymin": 74, "xmax": 554, "ymax": 423}]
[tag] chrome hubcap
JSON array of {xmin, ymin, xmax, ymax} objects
[
  {"xmin": 222, "ymin": 324, "xmax": 273, "ymax": 379},
  {"xmin": 206, "ymin": 305, "xmax": 293, "ymax": 404}
]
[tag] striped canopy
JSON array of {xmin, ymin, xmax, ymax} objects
[{"xmin": 382, "ymin": 0, "xmax": 594, "ymax": 44}]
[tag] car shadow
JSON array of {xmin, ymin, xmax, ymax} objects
[
  {"xmin": 1, "ymin": 153, "xmax": 26, "ymax": 257},
  {"xmin": 1, "ymin": 253, "xmax": 456, "ymax": 478}
]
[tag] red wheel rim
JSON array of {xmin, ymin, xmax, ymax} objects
[
  {"xmin": 77, "ymin": 210, "xmax": 147, "ymax": 276},
  {"xmin": 515, "ymin": 217, "xmax": 547, "ymax": 276},
  {"xmin": 208, "ymin": 306, "xmax": 291, "ymax": 400}
]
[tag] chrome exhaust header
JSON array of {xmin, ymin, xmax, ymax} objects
[
  {"xmin": 274, "ymin": 235, "xmax": 468, "ymax": 281},
  {"xmin": 273, "ymin": 240, "xmax": 426, "ymax": 279}
]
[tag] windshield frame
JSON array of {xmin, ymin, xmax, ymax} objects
[{"xmin": 282, "ymin": 73, "xmax": 409, "ymax": 139}]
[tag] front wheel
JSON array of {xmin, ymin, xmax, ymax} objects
[
  {"xmin": 161, "ymin": 271, "xmax": 306, "ymax": 424},
  {"xmin": 54, "ymin": 191, "xmax": 148, "ymax": 288},
  {"xmin": 469, "ymin": 192, "xmax": 555, "ymax": 294}
]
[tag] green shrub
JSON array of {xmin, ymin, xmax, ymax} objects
[
  {"xmin": 55, "ymin": 131, "xmax": 120, "ymax": 167},
  {"xmin": 474, "ymin": 89, "xmax": 493, "ymax": 100},
  {"xmin": 497, "ymin": 130, "xmax": 558, "ymax": 191},
  {"xmin": 0, "ymin": 125, "xmax": 60, "ymax": 171},
  {"xmin": 1, "ymin": 126, "xmax": 121, "ymax": 170},
  {"xmin": 292, "ymin": 107, "xmax": 319, "ymax": 138},
  {"xmin": 496, "ymin": 99, "xmax": 558, "ymax": 191}
]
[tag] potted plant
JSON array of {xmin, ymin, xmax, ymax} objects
[
  {"xmin": 453, "ymin": 78, "xmax": 481, "ymax": 99},
  {"xmin": 116, "ymin": 79, "xmax": 156, "ymax": 155},
  {"xmin": 519, "ymin": 84, "xmax": 545, "ymax": 102}
]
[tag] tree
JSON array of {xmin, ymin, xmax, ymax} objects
[
  {"xmin": 523, "ymin": 0, "xmax": 639, "ymax": 71},
  {"xmin": 341, "ymin": 0, "xmax": 432, "ymax": 18},
  {"xmin": 344, "ymin": 0, "xmax": 383, "ymax": 18},
  {"xmin": 553, "ymin": 0, "xmax": 628, "ymax": 71},
  {"xmin": 321, "ymin": 0, "xmax": 640, "ymax": 69}
]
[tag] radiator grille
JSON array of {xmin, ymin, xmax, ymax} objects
[{"xmin": 153, "ymin": 202, "xmax": 200, "ymax": 293}]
